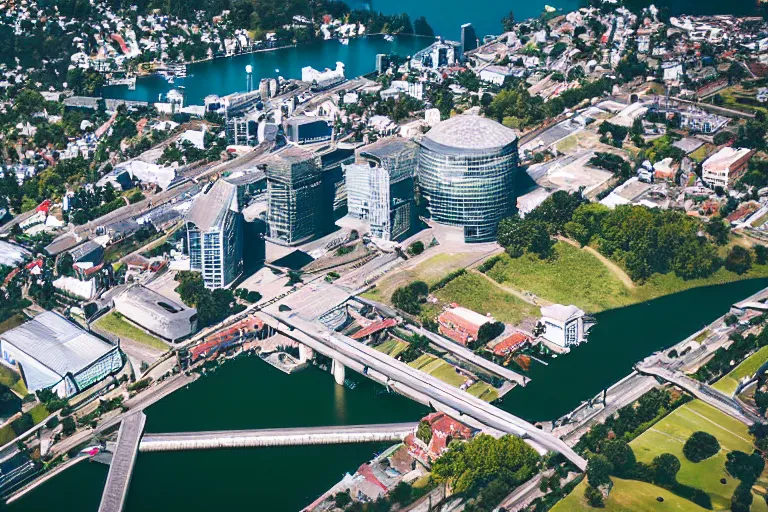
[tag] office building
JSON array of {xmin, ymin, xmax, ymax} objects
[
  {"xmin": 461, "ymin": 23, "xmax": 478, "ymax": 55},
  {"xmin": 113, "ymin": 285, "xmax": 198, "ymax": 342},
  {"xmin": 0, "ymin": 311, "xmax": 123, "ymax": 397},
  {"xmin": 186, "ymin": 178, "xmax": 244, "ymax": 289},
  {"xmin": 702, "ymin": 147, "xmax": 754, "ymax": 189},
  {"xmin": 417, "ymin": 115, "xmax": 518, "ymax": 242},
  {"xmin": 345, "ymin": 138, "xmax": 418, "ymax": 241},
  {"xmin": 265, "ymin": 146, "xmax": 323, "ymax": 246},
  {"xmin": 375, "ymin": 54, "xmax": 390, "ymax": 74},
  {"xmin": 286, "ymin": 116, "xmax": 333, "ymax": 145}
]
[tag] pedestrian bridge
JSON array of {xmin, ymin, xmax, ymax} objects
[
  {"xmin": 139, "ymin": 423, "xmax": 418, "ymax": 452},
  {"xmin": 98, "ymin": 412, "xmax": 146, "ymax": 512}
]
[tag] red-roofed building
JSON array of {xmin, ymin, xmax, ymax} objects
[
  {"xmin": 36, "ymin": 200, "xmax": 52, "ymax": 213},
  {"xmin": 406, "ymin": 412, "xmax": 474, "ymax": 463},
  {"xmin": 110, "ymin": 33, "xmax": 129, "ymax": 54},
  {"xmin": 351, "ymin": 318, "xmax": 398, "ymax": 340},
  {"xmin": 189, "ymin": 316, "xmax": 268, "ymax": 362},
  {"xmin": 492, "ymin": 332, "xmax": 531, "ymax": 356},
  {"xmin": 25, "ymin": 259, "xmax": 44, "ymax": 276},
  {"xmin": 3, "ymin": 268, "xmax": 20, "ymax": 285},
  {"xmin": 438, "ymin": 306, "xmax": 492, "ymax": 346}
]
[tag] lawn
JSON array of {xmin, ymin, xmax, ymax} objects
[
  {"xmin": 28, "ymin": 403, "xmax": 50, "ymax": 425},
  {"xmin": 94, "ymin": 312, "xmax": 169, "ymax": 352},
  {"xmin": 630, "ymin": 400, "xmax": 754, "ymax": 511},
  {"xmin": 553, "ymin": 477, "xmax": 709, "ymax": 512},
  {"xmin": 484, "ymin": 242, "xmax": 633, "ymax": 313},
  {"xmin": 482, "ymin": 243, "xmax": 768, "ymax": 314},
  {"xmin": 712, "ymin": 346, "xmax": 768, "ymax": 395},
  {"xmin": 408, "ymin": 353, "xmax": 499, "ymax": 401},
  {"xmin": 431, "ymin": 272, "xmax": 539, "ymax": 325},
  {"xmin": 467, "ymin": 382, "xmax": 499, "ymax": 401},
  {"xmin": 375, "ymin": 339, "xmax": 408, "ymax": 359},
  {"xmin": 0, "ymin": 364, "xmax": 27, "ymax": 397}
]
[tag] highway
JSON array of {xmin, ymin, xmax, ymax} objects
[
  {"xmin": 258, "ymin": 310, "xmax": 588, "ymax": 470},
  {"xmin": 139, "ymin": 423, "xmax": 417, "ymax": 452}
]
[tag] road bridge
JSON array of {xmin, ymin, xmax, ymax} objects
[
  {"xmin": 139, "ymin": 423, "xmax": 417, "ymax": 452},
  {"xmin": 98, "ymin": 412, "xmax": 146, "ymax": 512},
  {"xmin": 636, "ymin": 364, "xmax": 761, "ymax": 425},
  {"xmin": 257, "ymin": 310, "xmax": 588, "ymax": 471}
]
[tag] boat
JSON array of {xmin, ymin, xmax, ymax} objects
[
  {"xmin": 384, "ymin": 35, "xmax": 394, "ymax": 42},
  {"xmin": 167, "ymin": 76, "xmax": 175, "ymax": 84},
  {"xmin": 339, "ymin": 38, "xmax": 349, "ymax": 45}
]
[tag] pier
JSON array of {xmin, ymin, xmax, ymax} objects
[
  {"xmin": 98, "ymin": 412, "xmax": 146, "ymax": 512},
  {"xmin": 139, "ymin": 423, "xmax": 418, "ymax": 452}
]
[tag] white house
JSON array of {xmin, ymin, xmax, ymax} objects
[{"xmin": 538, "ymin": 304, "xmax": 591, "ymax": 349}]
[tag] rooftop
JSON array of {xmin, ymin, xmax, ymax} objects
[
  {"xmin": 186, "ymin": 178, "xmax": 239, "ymax": 232},
  {"xmin": 541, "ymin": 304, "xmax": 584, "ymax": 323},
  {"xmin": 421, "ymin": 114, "xmax": 518, "ymax": 154}
]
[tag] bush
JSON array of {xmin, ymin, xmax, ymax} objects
[
  {"xmin": 683, "ymin": 431, "xmax": 720, "ymax": 462},
  {"xmin": 61, "ymin": 416, "xmax": 76, "ymax": 436},
  {"xmin": 584, "ymin": 485, "xmax": 604, "ymax": 507},
  {"xmin": 726, "ymin": 246, "xmax": 753, "ymax": 275},
  {"xmin": 407, "ymin": 241, "xmax": 425, "ymax": 256},
  {"xmin": 128, "ymin": 378, "xmax": 151, "ymax": 392},
  {"xmin": 476, "ymin": 321, "xmax": 505, "ymax": 344},
  {"xmin": 392, "ymin": 281, "xmax": 429, "ymax": 315}
]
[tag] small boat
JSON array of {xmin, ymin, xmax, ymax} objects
[
  {"xmin": 167, "ymin": 75, "xmax": 175, "ymax": 84},
  {"xmin": 339, "ymin": 38, "xmax": 349, "ymax": 45},
  {"xmin": 384, "ymin": 35, "xmax": 394, "ymax": 42}
]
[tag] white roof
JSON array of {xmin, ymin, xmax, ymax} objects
[
  {"xmin": 0, "ymin": 241, "xmax": 30, "ymax": 267},
  {"xmin": 446, "ymin": 306, "xmax": 493, "ymax": 327},
  {"xmin": 53, "ymin": 276, "xmax": 97, "ymax": 300},
  {"xmin": 541, "ymin": 304, "xmax": 584, "ymax": 323},
  {"xmin": 1, "ymin": 312, "xmax": 116, "ymax": 390}
]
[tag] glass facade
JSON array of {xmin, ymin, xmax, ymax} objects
[{"xmin": 417, "ymin": 140, "xmax": 517, "ymax": 243}]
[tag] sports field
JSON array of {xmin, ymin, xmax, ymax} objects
[{"xmin": 630, "ymin": 400, "xmax": 754, "ymax": 510}]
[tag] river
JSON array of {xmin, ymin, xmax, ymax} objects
[{"xmin": 10, "ymin": 278, "xmax": 768, "ymax": 511}]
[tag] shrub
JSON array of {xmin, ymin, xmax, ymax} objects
[
  {"xmin": 683, "ymin": 431, "xmax": 720, "ymax": 462},
  {"xmin": 726, "ymin": 246, "xmax": 752, "ymax": 275},
  {"xmin": 416, "ymin": 420, "xmax": 432, "ymax": 444},
  {"xmin": 61, "ymin": 416, "xmax": 76, "ymax": 436},
  {"xmin": 407, "ymin": 241, "xmax": 425, "ymax": 256},
  {"xmin": 392, "ymin": 281, "xmax": 429, "ymax": 315},
  {"xmin": 587, "ymin": 454, "xmax": 613, "ymax": 488},
  {"xmin": 584, "ymin": 485, "xmax": 604, "ymax": 507}
]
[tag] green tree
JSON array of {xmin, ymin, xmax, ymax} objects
[
  {"xmin": 651, "ymin": 453, "xmax": 681, "ymax": 486},
  {"xmin": 725, "ymin": 246, "xmax": 752, "ymax": 275},
  {"xmin": 683, "ymin": 431, "xmax": 720, "ymax": 463},
  {"xmin": 583, "ymin": 485, "xmax": 604, "ymax": 507},
  {"xmin": 416, "ymin": 420, "xmax": 432, "ymax": 444},
  {"xmin": 705, "ymin": 219, "xmax": 729, "ymax": 245},
  {"xmin": 497, "ymin": 217, "xmax": 553, "ymax": 259},
  {"xmin": 601, "ymin": 439, "xmax": 636, "ymax": 477},
  {"xmin": 756, "ymin": 244, "xmax": 768, "ymax": 265},
  {"xmin": 587, "ymin": 454, "xmax": 613, "ymax": 488},
  {"xmin": 501, "ymin": 10, "xmax": 515, "ymax": 32}
]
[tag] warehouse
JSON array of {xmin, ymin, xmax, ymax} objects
[
  {"xmin": 0, "ymin": 312, "xmax": 123, "ymax": 397},
  {"xmin": 113, "ymin": 285, "xmax": 198, "ymax": 342}
]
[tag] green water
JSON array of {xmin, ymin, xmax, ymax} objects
[{"xmin": 11, "ymin": 279, "xmax": 768, "ymax": 511}]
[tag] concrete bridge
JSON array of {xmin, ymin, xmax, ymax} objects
[
  {"xmin": 258, "ymin": 310, "xmax": 588, "ymax": 471},
  {"xmin": 139, "ymin": 423, "xmax": 418, "ymax": 452},
  {"xmin": 98, "ymin": 412, "xmax": 146, "ymax": 512},
  {"xmin": 636, "ymin": 364, "xmax": 762, "ymax": 425}
]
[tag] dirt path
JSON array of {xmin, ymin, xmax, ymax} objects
[
  {"xmin": 470, "ymin": 269, "xmax": 552, "ymax": 307},
  {"xmin": 557, "ymin": 236, "xmax": 635, "ymax": 289}
]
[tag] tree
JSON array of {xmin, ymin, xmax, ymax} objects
[
  {"xmin": 651, "ymin": 453, "xmax": 681, "ymax": 487},
  {"xmin": 62, "ymin": 416, "xmax": 76, "ymax": 436},
  {"xmin": 497, "ymin": 216, "xmax": 553, "ymax": 259},
  {"xmin": 334, "ymin": 491, "xmax": 352, "ymax": 508},
  {"xmin": 731, "ymin": 480, "xmax": 753, "ymax": 512},
  {"xmin": 407, "ymin": 241, "xmax": 425, "ymax": 256},
  {"xmin": 391, "ymin": 281, "xmax": 429, "ymax": 315},
  {"xmin": 726, "ymin": 246, "xmax": 752, "ymax": 275},
  {"xmin": 756, "ymin": 245, "xmax": 768, "ymax": 265},
  {"xmin": 705, "ymin": 219, "xmax": 729, "ymax": 246},
  {"xmin": 584, "ymin": 485, "xmax": 604, "ymax": 508},
  {"xmin": 587, "ymin": 454, "xmax": 613, "ymax": 488},
  {"xmin": 389, "ymin": 482, "xmax": 413, "ymax": 505},
  {"xmin": 416, "ymin": 420, "xmax": 432, "ymax": 444},
  {"xmin": 501, "ymin": 11, "xmax": 515, "ymax": 32},
  {"xmin": 601, "ymin": 439, "xmax": 636, "ymax": 477},
  {"xmin": 413, "ymin": 16, "xmax": 433, "ymax": 37},
  {"xmin": 726, "ymin": 451, "xmax": 765, "ymax": 482},
  {"xmin": 683, "ymin": 431, "xmax": 720, "ymax": 462},
  {"xmin": 57, "ymin": 252, "xmax": 74, "ymax": 277},
  {"xmin": 476, "ymin": 321, "xmax": 505, "ymax": 344}
]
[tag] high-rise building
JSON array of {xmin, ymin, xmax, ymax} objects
[
  {"xmin": 417, "ymin": 115, "xmax": 518, "ymax": 243},
  {"xmin": 185, "ymin": 178, "xmax": 244, "ymax": 289},
  {"xmin": 376, "ymin": 54, "xmax": 390, "ymax": 74},
  {"xmin": 461, "ymin": 23, "xmax": 478, "ymax": 55},
  {"xmin": 265, "ymin": 146, "xmax": 323, "ymax": 246},
  {"xmin": 345, "ymin": 138, "xmax": 418, "ymax": 241}
]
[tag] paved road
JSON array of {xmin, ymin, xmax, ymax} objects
[{"xmin": 98, "ymin": 412, "xmax": 146, "ymax": 512}]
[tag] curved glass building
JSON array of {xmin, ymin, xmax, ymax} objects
[{"xmin": 417, "ymin": 115, "xmax": 518, "ymax": 242}]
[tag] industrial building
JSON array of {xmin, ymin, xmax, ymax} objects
[
  {"xmin": 344, "ymin": 138, "xmax": 418, "ymax": 241},
  {"xmin": 113, "ymin": 285, "xmax": 198, "ymax": 342},
  {"xmin": 701, "ymin": 147, "xmax": 754, "ymax": 189},
  {"xmin": 265, "ymin": 146, "xmax": 323, "ymax": 246},
  {"xmin": 417, "ymin": 115, "xmax": 518, "ymax": 242},
  {"xmin": 0, "ymin": 311, "xmax": 123, "ymax": 397},
  {"xmin": 186, "ymin": 178, "xmax": 244, "ymax": 289}
]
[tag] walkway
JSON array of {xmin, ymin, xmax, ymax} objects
[
  {"xmin": 139, "ymin": 423, "xmax": 417, "ymax": 452},
  {"xmin": 636, "ymin": 364, "xmax": 761, "ymax": 426},
  {"xmin": 98, "ymin": 412, "xmax": 146, "ymax": 512}
]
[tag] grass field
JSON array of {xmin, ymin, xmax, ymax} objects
[
  {"xmin": 630, "ymin": 400, "xmax": 754, "ymax": 511},
  {"xmin": 431, "ymin": 272, "xmax": 538, "ymax": 325},
  {"xmin": 553, "ymin": 477, "xmax": 709, "ymax": 512},
  {"xmin": 712, "ymin": 346, "xmax": 768, "ymax": 395},
  {"xmin": 485, "ymin": 242, "xmax": 633, "ymax": 313},
  {"xmin": 374, "ymin": 339, "xmax": 408, "ymax": 359},
  {"xmin": 407, "ymin": 353, "xmax": 498, "ymax": 401},
  {"xmin": 94, "ymin": 312, "xmax": 169, "ymax": 351},
  {"xmin": 0, "ymin": 364, "xmax": 27, "ymax": 397},
  {"xmin": 482, "ymin": 242, "xmax": 768, "ymax": 314},
  {"xmin": 28, "ymin": 403, "xmax": 49, "ymax": 425}
]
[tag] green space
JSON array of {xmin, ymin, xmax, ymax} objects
[
  {"xmin": 552, "ymin": 477, "xmax": 709, "ymax": 512},
  {"xmin": 482, "ymin": 243, "xmax": 768, "ymax": 314},
  {"xmin": 693, "ymin": 330, "xmax": 711, "ymax": 344},
  {"xmin": 407, "ymin": 354, "xmax": 499, "ymax": 402},
  {"xmin": 0, "ymin": 314, "xmax": 25, "ymax": 335},
  {"xmin": 28, "ymin": 403, "xmax": 50, "ymax": 425},
  {"xmin": 467, "ymin": 382, "xmax": 499, "ymax": 401},
  {"xmin": 430, "ymin": 272, "xmax": 538, "ymax": 325},
  {"xmin": 630, "ymin": 400, "xmax": 754, "ymax": 511},
  {"xmin": 374, "ymin": 339, "xmax": 408, "ymax": 359},
  {"xmin": 484, "ymin": 242, "xmax": 632, "ymax": 312},
  {"xmin": 689, "ymin": 145, "xmax": 711, "ymax": 163},
  {"xmin": 94, "ymin": 312, "xmax": 169, "ymax": 352},
  {"xmin": 0, "ymin": 364, "xmax": 27, "ymax": 397},
  {"xmin": 712, "ymin": 346, "xmax": 768, "ymax": 395}
]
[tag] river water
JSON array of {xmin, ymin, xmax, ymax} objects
[{"xmin": 10, "ymin": 278, "xmax": 768, "ymax": 511}]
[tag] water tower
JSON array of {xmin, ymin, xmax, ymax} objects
[{"xmin": 245, "ymin": 64, "xmax": 253, "ymax": 93}]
